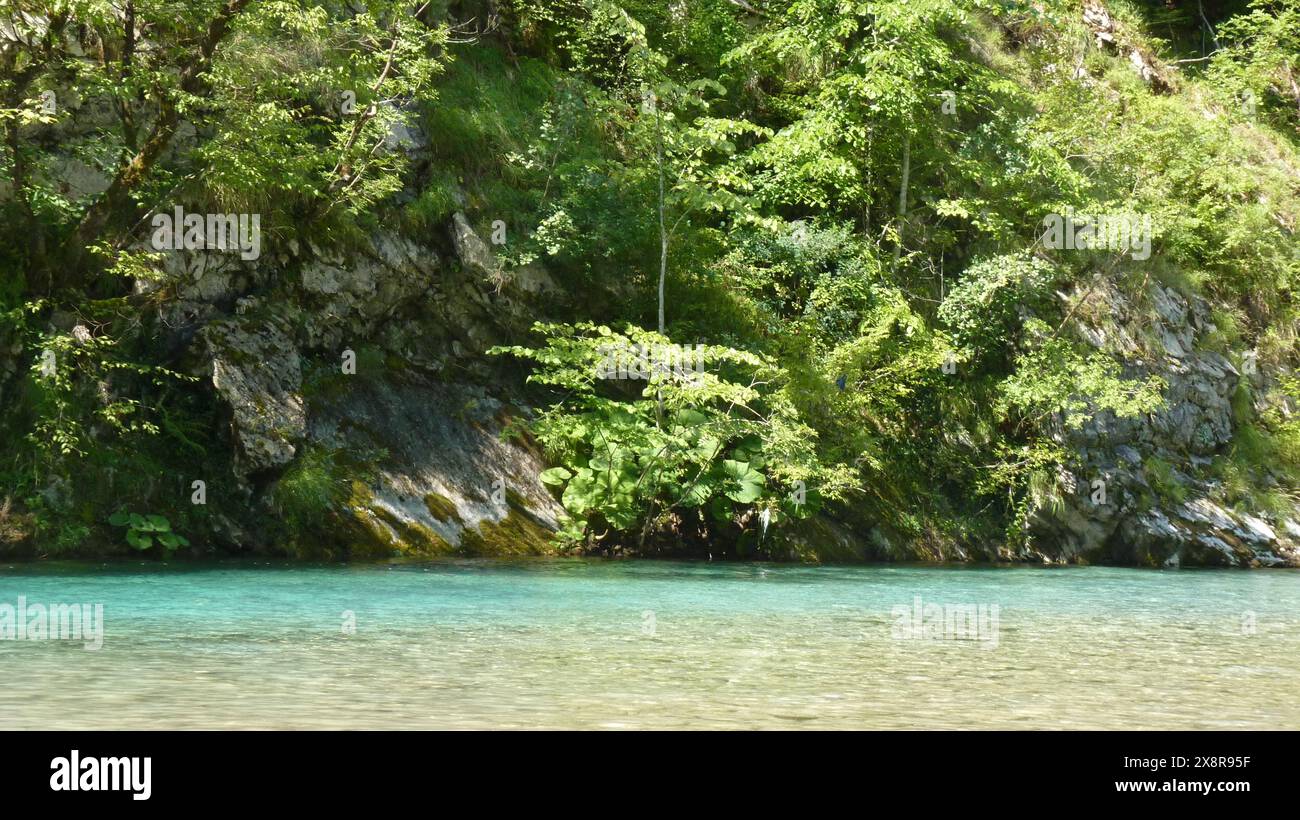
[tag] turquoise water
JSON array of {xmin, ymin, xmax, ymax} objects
[{"xmin": 2, "ymin": 559, "xmax": 1299, "ymax": 729}]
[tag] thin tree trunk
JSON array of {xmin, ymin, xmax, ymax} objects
[
  {"xmin": 5, "ymin": 119, "xmax": 47, "ymax": 286},
  {"xmin": 892, "ymin": 130, "xmax": 911, "ymax": 270},
  {"xmin": 864, "ymin": 123, "xmax": 873, "ymax": 234},
  {"xmin": 1197, "ymin": 0, "xmax": 1221, "ymax": 53},
  {"xmin": 117, "ymin": 0, "xmax": 139, "ymax": 152},
  {"xmin": 71, "ymin": 104, "xmax": 179, "ymax": 256},
  {"xmin": 655, "ymin": 102, "xmax": 667, "ymax": 427},
  {"xmin": 656, "ymin": 105, "xmax": 667, "ymax": 336},
  {"xmin": 0, "ymin": 11, "xmax": 67, "ymax": 288}
]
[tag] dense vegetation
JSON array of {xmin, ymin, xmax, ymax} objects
[{"xmin": 1, "ymin": 0, "xmax": 1298, "ymax": 559}]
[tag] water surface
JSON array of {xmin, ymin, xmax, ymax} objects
[{"xmin": 2, "ymin": 559, "xmax": 1298, "ymax": 729}]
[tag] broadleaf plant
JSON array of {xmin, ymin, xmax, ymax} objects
[
  {"xmin": 492, "ymin": 322, "xmax": 854, "ymax": 552},
  {"xmin": 108, "ymin": 511, "xmax": 189, "ymax": 554}
]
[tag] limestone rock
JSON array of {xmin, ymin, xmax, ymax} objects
[
  {"xmin": 203, "ymin": 317, "xmax": 305, "ymax": 479},
  {"xmin": 305, "ymin": 374, "xmax": 563, "ymax": 557},
  {"xmin": 450, "ymin": 211, "xmax": 507, "ymax": 290},
  {"xmin": 1027, "ymin": 280, "xmax": 1299, "ymax": 566}
]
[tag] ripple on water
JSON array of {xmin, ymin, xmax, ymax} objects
[{"xmin": 0, "ymin": 560, "xmax": 1297, "ymax": 729}]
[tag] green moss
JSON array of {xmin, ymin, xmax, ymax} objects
[
  {"xmin": 1231, "ymin": 380, "xmax": 1254, "ymax": 424},
  {"xmin": 400, "ymin": 520, "xmax": 456, "ymax": 555},
  {"xmin": 1201, "ymin": 308, "xmax": 1244, "ymax": 354},
  {"xmin": 757, "ymin": 514, "xmax": 875, "ymax": 563},
  {"xmin": 349, "ymin": 486, "xmax": 554, "ymax": 558},
  {"xmin": 460, "ymin": 510, "xmax": 554, "ymax": 555},
  {"xmin": 423, "ymin": 491, "xmax": 464, "ymax": 524},
  {"xmin": 275, "ymin": 446, "xmax": 348, "ymax": 532},
  {"xmin": 347, "ymin": 512, "xmax": 401, "ymax": 559},
  {"xmin": 1233, "ymin": 423, "xmax": 1276, "ymax": 466},
  {"xmin": 301, "ymin": 347, "xmax": 387, "ymax": 402},
  {"xmin": 340, "ymin": 481, "xmax": 397, "ymax": 559},
  {"xmin": 459, "ymin": 494, "xmax": 555, "ymax": 556},
  {"xmin": 403, "ymin": 168, "xmax": 461, "ymax": 231},
  {"xmin": 333, "ymin": 479, "xmax": 462, "ymax": 558},
  {"xmin": 371, "ymin": 503, "xmax": 455, "ymax": 556}
]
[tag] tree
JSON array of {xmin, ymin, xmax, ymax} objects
[{"xmin": 0, "ymin": 0, "xmax": 448, "ymax": 292}]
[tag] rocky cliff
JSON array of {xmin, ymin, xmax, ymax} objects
[
  {"xmin": 1024, "ymin": 281, "xmax": 1299, "ymax": 566},
  {"xmin": 180, "ymin": 218, "xmax": 566, "ymax": 558}
]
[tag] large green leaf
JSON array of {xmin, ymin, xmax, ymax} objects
[
  {"xmin": 692, "ymin": 433, "xmax": 722, "ymax": 461},
  {"xmin": 731, "ymin": 436, "xmax": 766, "ymax": 469},
  {"xmin": 708, "ymin": 496, "xmax": 733, "ymax": 523},
  {"xmin": 721, "ymin": 459, "xmax": 765, "ymax": 503},
  {"xmin": 589, "ymin": 452, "xmax": 626, "ymax": 472},
  {"xmin": 539, "ymin": 466, "xmax": 573, "ymax": 486},
  {"xmin": 562, "ymin": 468, "xmax": 598, "ymax": 514},
  {"xmin": 605, "ymin": 496, "xmax": 639, "ymax": 529},
  {"xmin": 674, "ymin": 409, "xmax": 708, "ymax": 428},
  {"xmin": 720, "ymin": 459, "xmax": 750, "ymax": 480},
  {"xmin": 679, "ymin": 480, "xmax": 713, "ymax": 507}
]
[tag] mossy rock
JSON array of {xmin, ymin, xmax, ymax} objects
[
  {"xmin": 338, "ymin": 479, "xmax": 555, "ymax": 559},
  {"xmin": 459, "ymin": 494, "xmax": 556, "ymax": 556},
  {"xmin": 338, "ymin": 480, "xmax": 454, "ymax": 559},
  {"xmin": 401, "ymin": 521, "xmax": 456, "ymax": 555},
  {"xmin": 345, "ymin": 508, "xmax": 402, "ymax": 559},
  {"xmin": 423, "ymin": 491, "xmax": 464, "ymax": 525},
  {"xmin": 762, "ymin": 515, "xmax": 874, "ymax": 563},
  {"xmin": 373, "ymin": 503, "xmax": 455, "ymax": 557}
]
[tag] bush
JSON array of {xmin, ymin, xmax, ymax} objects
[{"xmin": 492, "ymin": 322, "xmax": 854, "ymax": 550}]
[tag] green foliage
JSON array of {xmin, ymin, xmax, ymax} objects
[
  {"xmin": 0, "ymin": 300, "xmax": 198, "ymax": 486},
  {"xmin": 493, "ymin": 322, "xmax": 853, "ymax": 549},
  {"xmin": 999, "ymin": 320, "xmax": 1167, "ymax": 429},
  {"xmin": 108, "ymin": 511, "xmax": 189, "ymax": 553},
  {"xmin": 938, "ymin": 253, "xmax": 1059, "ymax": 363},
  {"xmin": 3, "ymin": 0, "xmax": 1298, "ymax": 559},
  {"xmin": 715, "ymin": 220, "xmax": 882, "ymax": 343},
  {"xmin": 1254, "ymin": 376, "xmax": 1300, "ymax": 479},
  {"xmin": 270, "ymin": 444, "xmax": 388, "ymax": 554},
  {"xmin": 273, "ymin": 447, "xmax": 351, "ymax": 536},
  {"xmin": 1143, "ymin": 456, "xmax": 1188, "ymax": 506},
  {"xmin": 1210, "ymin": 0, "xmax": 1300, "ymax": 135}
]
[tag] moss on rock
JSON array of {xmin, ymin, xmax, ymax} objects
[
  {"xmin": 460, "ymin": 494, "xmax": 555, "ymax": 556},
  {"xmin": 423, "ymin": 491, "xmax": 464, "ymax": 525}
]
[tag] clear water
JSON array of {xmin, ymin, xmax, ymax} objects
[{"xmin": 2, "ymin": 559, "xmax": 1298, "ymax": 729}]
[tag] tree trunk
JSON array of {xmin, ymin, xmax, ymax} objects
[
  {"xmin": 656, "ymin": 105, "xmax": 667, "ymax": 335},
  {"xmin": 892, "ymin": 130, "xmax": 911, "ymax": 270},
  {"xmin": 5, "ymin": 118, "xmax": 47, "ymax": 287},
  {"xmin": 655, "ymin": 103, "xmax": 667, "ymax": 427}
]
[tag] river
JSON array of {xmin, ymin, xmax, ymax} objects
[{"xmin": 2, "ymin": 559, "xmax": 1297, "ymax": 729}]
